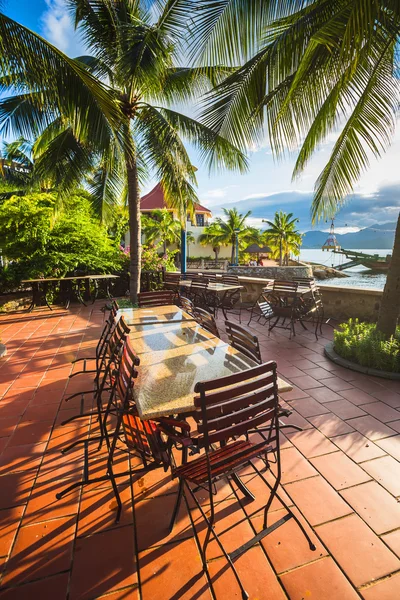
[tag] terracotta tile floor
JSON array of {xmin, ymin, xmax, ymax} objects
[{"xmin": 0, "ymin": 302, "xmax": 400, "ymax": 599}]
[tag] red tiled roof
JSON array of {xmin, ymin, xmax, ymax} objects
[{"xmin": 140, "ymin": 183, "xmax": 211, "ymax": 214}]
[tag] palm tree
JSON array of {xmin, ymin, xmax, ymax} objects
[
  {"xmin": 263, "ymin": 212, "xmax": 302, "ymax": 266},
  {"xmin": 200, "ymin": 208, "xmax": 256, "ymax": 264},
  {"xmin": 192, "ymin": 2, "xmax": 400, "ymax": 337},
  {"xmin": 142, "ymin": 210, "xmax": 180, "ymax": 254},
  {"xmin": 186, "ymin": 230, "xmax": 196, "ymax": 258},
  {"xmin": 199, "ymin": 222, "xmax": 225, "ymax": 266},
  {"xmin": 0, "ymin": 2, "xmax": 247, "ymax": 302}
]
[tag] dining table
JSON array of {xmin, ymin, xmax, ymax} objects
[{"xmin": 119, "ymin": 305, "xmax": 293, "ymax": 421}]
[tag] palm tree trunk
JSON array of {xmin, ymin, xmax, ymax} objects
[
  {"xmin": 279, "ymin": 237, "xmax": 283, "ymax": 266},
  {"xmin": 231, "ymin": 241, "xmax": 235, "ymax": 264},
  {"xmin": 215, "ymin": 247, "xmax": 219, "ymax": 267},
  {"xmin": 126, "ymin": 155, "xmax": 141, "ymax": 304},
  {"xmin": 376, "ymin": 212, "xmax": 400, "ymax": 337}
]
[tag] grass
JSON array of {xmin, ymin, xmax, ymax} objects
[{"xmin": 334, "ymin": 318, "xmax": 400, "ymax": 373}]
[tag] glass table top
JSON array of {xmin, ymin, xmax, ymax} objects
[{"xmin": 118, "ymin": 305, "xmax": 195, "ymax": 325}]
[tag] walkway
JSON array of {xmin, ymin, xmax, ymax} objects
[{"xmin": 0, "ymin": 303, "xmax": 399, "ymax": 599}]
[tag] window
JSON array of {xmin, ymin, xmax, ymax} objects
[{"xmin": 196, "ymin": 214, "xmax": 205, "ymax": 227}]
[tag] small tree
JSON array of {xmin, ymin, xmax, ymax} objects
[
  {"xmin": 263, "ymin": 212, "xmax": 302, "ymax": 266},
  {"xmin": 142, "ymin": 209, "xmax": 181, "ymax": 254}
]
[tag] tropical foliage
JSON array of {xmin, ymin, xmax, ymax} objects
[
  {"xmin": 142, "ymin": 210, "xmax": 181, "ymax": 253},
  {"xmin": 263, "ymin": 212, "xmax": 302, "ymax": 266},
  {"xmin": 199, "ymin": 208, "xmax": 257, "ymax": 264},
  {"xmin": 193, "ymin": 1, "xmax": 400, "ymax": 336},
  {"xmin": 334, "ymin": 319, "xmax": 400, "ymax": 373},
  {"xmin": 0, "ymin": 192, "xmax": 123, "ymax": 289},
  {"xmin": 0, "ymin": 1, "xmax": 247, "ymax": 302}
]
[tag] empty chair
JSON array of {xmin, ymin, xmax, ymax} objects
[
  {"xmin": 247, "ymin": 293, "xmax": 275, "ymax": 326},
  {"xmin": 169, "ymin": 362, "xmax": 315, "ymax": 599},
  {"xmin": 189, "ymin": 279, "xmax": 209, "ymax": 308},
  {"xmin": 222, "ymin": 274, "xmax": 239, "ymax": 286},
  {"xmin": 194, "ymin": 306, "xmax": 219, "ymax": 337},
  {"xmin": 138, "ymin": 290, "xmax": 175, "ymax": 307},
  {"xmin": 225, "ymin": 320, "xmax": 262, "ymax": 364},
  {"xmin": 180, "ymin": 296, "xmax": 196, "ymax": 317}
]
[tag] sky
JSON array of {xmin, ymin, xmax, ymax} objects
[{"xmin": 3, "ymin": 0, "xmax": 400, "ymax": 233}]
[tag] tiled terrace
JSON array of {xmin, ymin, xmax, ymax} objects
[{"xmin": 0, "ymin": 302, "xmax": 400, "ymax": 600}]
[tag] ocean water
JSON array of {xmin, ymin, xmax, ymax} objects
[{"xmin": 298, "ymin": 249, "xmax": 388, "ymax": 290}]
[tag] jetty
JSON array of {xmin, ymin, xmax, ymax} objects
[{"xmin": 333, "ymin": 249, "xmax": 392, "ymax": 271}]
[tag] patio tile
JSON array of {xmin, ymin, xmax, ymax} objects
[
  {"xmin": 8, "ymin": 420, "xmax": 53, "ymax": 447},
  {"xmin": 317, "ymin": 513, "xmax": 400, "ymax": 587},
  {"xmin": 135, "ymin": 493, "xmax": 193, "ymax": 551},
  {"xmin": 0, "ymin": 506, "xmax": 24, "ymax": 558},
  {"xmin": 361, "ymin": 455, "xmax": 400, "ymax": 496},
  {"xmin": 69, "ymin": 526, "xmax": 137, "ymax": 600},
  {"xmin": 287, "ymin": 397, "xmax": 330, "ymax": 418},
  {"xmin": 361, "ymin": 573, "xmax": 400, "ymax": 599},
  {"xmin": 277, "ymin": 366, "xmax": 305, "ymax": 378},
  {"xmin": 0, "ymin": 472, "xmax": 35, "ymax": 509},
  {"xmin": 327, "ymin": 399, "xmax": 367, "ymax": 420},
  {"xmin": 302, "ymin": 366, "xmax": 333, "ymax": 380},
  {"xmin": 260, "ymin": 506, "xmax": 328, "ymax": 574},
  {"xmin": 308, "ymin": 413, "xmax": 355, "ymax": 437},
  {"xmin": 0, "ymin": 442, "xmax": 46, "ymax": 475},
  {"xmin": 276, "ymin": 447, "xmax": 318, "ymax": 484},
  {"xmin": 77, "ymin": 485, "xmax": 133, "ymax": 537},
  {"xmin": 139, "ymin": 538, "xmax": 210, "ymax": 600},
  {"xmin": 374, "ymin": 389, "xmax": 400, "ymax": 409},
  {"xmin": 333, "ymin": 432, "xmax": 387, "ymax": 463},
  {"xmin": 0, "ymin": 437, "xmax": 9, "ymax": 454},
  {"xmin": 209, "ymin": 546, "xmax": 286, "ymax": 600},
  {"xmin": 23, "ymin": 475, "xmax": 80, "ymax": 525},
  {"xmin": 382, "ymin": 529, "xmax": 400, "ymax": 559},
  {"xmin": 0, "ymin": 572, "xmax": 69, "ymax": 600},
  {"xmin": 361, "ymin": 402, "xmax": 400, "ymax": 423},
  {"xmin": 279, "ymin": 409, "xmax": 313, "ymax": 430},
  {"xmin": 2, "ymin": 516, "xmax": 76, "ymax": 586},
  {"xmin": 284, "ymin": 476, "xmax": 353, "ymax": 526},
  {"xmin": 291, "ymin": 359, "xmax": 317, "ymax": 370},
  {"xmin": 322, "ymin": 377, "xmax": 355, "ymax": 392},
  {"xmin": 346, "ymin": 416, "xmax": 397, "ymax": 441},
  {"xmin": 384, "ymin": 419, "xmax": 400, "ymax": 433},
  {"xmin": 341, "ymin": 481, "xmax": 400, "ymax": 534},
  {"xmin": 310, "ymin": 451, "xmax": 371, "ymax": 490},
  {"xmin": 287, "ymin": 375, "xmax": 324, "ymax": 390},
  {"xmin": 307, "ymin": 387, "xmax": 343, "ymax": 403},
  {"xmin": 286, "ymin": 429, "xmax": 338, "ymax": 458},
  {"xmin": 279, "ymin": 557, "xmax": 360, "ymax": 600},
  {"xmin": 340, "ymin": 387, "xmax": 379, "ymax": 406},
  {"xmin": 375, "ymin": 435, "xmax": 400, "ymax": 461},
  {"xmin": 0, "ymin": 417, "xmax": 20, "ymax": 439},
  {"xmin": 279, "ymin": 386, "xmax": 310, "ymax": 401}
]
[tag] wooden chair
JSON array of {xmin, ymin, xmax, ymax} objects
[
  {"xmin": 222, "ymin": 274, "xmax": 240, "ymax": 286},
  {"xmin": 293, "ymin": 278, "xmax": 326, "ymax": 338},
  {"xmin": 194, "ymin": 306, "xmax": 219, "ymax": 337},
  {"xmin": 138, "ymin": 290, "xmax": 175, "ymax": 307},
  {"xmin": 189, "ymin": 280, "xmax": 209, "ymax": 308},
  {"xmin": 247, "ymin": 293, "xmax": 275, "ymax": 327},
  {"xmin": 169, "ymin": 362, "xmax": 315, "ymax": 599},
  {"xmin": 60, "ymin": 316, "xmax": 131, "ymax": 442},
  {"xmin": 263, "ymin": 281, "xmax": 302, "ymax": 338},
  {"xmin": 225, "ymin": 320, "xmax": 262, "ymax": 364},
  {"xmin": 180, "ymin": 296, "xmax": 196, "ymax": 317}
]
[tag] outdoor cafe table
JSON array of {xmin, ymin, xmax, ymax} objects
[
  {"xmin": 122, "ymin": 305, "xmax": 292, "ymax": 421},
  {"xmin": 21, "ymin": 274, "xmax": 119, "ymax": 311},
  {"xmin": 178, "ymin": 280, "xmax": 243, "ymax": 294}
]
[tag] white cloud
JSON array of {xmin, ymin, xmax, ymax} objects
[{"xmin": 41, "ymin": 0, "xmax": 86, "ymax": 56}]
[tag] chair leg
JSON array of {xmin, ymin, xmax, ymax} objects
[
  {"xmin": 168, "ymin": 478, "xmax": 185, "ymax": 533},
  {"xmin": 231, "ymin": 472, "xmax": 255, "ymax": 500}
]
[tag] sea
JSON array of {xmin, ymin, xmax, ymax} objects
[{"xmin": 298, "ymin": 249, "xmax": 388, "ymax": 290}]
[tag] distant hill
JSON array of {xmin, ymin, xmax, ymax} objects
[{"xmin": 301, "ymin": 222, "xmax": 396, "ymax": 250}]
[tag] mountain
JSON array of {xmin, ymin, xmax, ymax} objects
[{"xmin": 302, "ymin": 222, "xmax": 397, "ymax": 250}]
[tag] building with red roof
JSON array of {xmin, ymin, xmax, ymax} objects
[{"xmin": 140, "ymin": 183, "xmax": 212, "ymax": 227}]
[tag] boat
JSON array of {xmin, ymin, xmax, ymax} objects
[{"xmin": 333, "ymin": 249, "xmax": 392, "ymax": 271}]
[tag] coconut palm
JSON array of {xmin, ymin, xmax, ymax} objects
[
  {"xmin": 200, "ymin": 208, "xmax": 257, "ymax": 264},
  {"xmin": 142, "ymin": 209, "xmax": 181, "ymax": 254},
  {"xmin": 192, "ymin": 1, "xmax": 400, "ymax": 336},
  {"xmin": 186, "ymin": 230, "xmax": 196, "ymax": 258},
  {"xmin": 199, "ymin": 222, "xmax": 225, "ymax": 265},
  {"xmin": 0, "ymin": 2, "xmax": 247, "ymax": 302},
  {"xmin": 263, "ymin": 212, "xmax": 302, "ymax": 266}
]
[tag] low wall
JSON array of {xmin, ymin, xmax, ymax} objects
[
  {"xmin": 237, "ymin": 276, "xmax": 383, "ymax": 321},
  {"xmin": 229, "ymin": 265, "xmax": 313, "ymax": 279}
]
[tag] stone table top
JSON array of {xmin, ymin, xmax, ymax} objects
[
  {"xmin": 128, "ymin": 317, "xmax": 292, "ymax": 420},
  {"xmin": 118, "ymin": 304, "xmax": 195, "ymax": 326}
]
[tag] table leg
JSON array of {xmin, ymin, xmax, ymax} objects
[
  {"xmin": 105, "ymin": 278, "xmax": 113, "ymax": 299},
  {"xmin": 74, "ymin": 279, "xmax": 87, "ymax": 306},
  {"xmin": 91, "ymin": 278, "xmax": 99, "ymax": 304},
  {"xmin": 25, "ymin": 282, "xmax": 39, "ymax": 312},
  {"xmin": 43, "ymin": 282, "xmax": 53, "ymax": 311}
]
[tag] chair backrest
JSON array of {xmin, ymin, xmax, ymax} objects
[
  {"xmin": 205, "ymin": 273, "xmax": 217, "ymax": 282},
  {"xmin": 225, "ymin": 320, "xmax": 262, "ymax": 364},
  {"xmin": 194, "ymin": 307, "xmax": 219, "ymax": 337},
  {"xmin": 258, "ymin": 294, "xmax": 275, "ymax": 320},
  {"xmin": 222, "ymin": 274, "xmax": 239, "ymax": 286},
  {"xmin": 96, "ymin": 302, "xmax": 119, "ymax": 360},
  {"xmin": 107, "ymin": 315, "xmax": 131, "ymax": 366},
  {"xmin": 164, "ymin": 272, "xmax": 180, "ymax": 290},
  {"xmin": 292, "ymin": 277, "xmax": 315, "ymax": 287},
  {"xmin": 138, "ymin": 290, "xmax": 175, "ymax": 307},
  {"xmin": 180, "ymin": 296, "xmax": 195, "ymax": 317},
  {"xmin": 115, "ymin": 338, "xmax": 170, "ymax": 467},
  {"xmin": 193, "ymin": 361, "xmax": 279, "ymax": 449},
  {"xmin": 272, "ymin": 280, "xmax": 298, "ymax": 294}
]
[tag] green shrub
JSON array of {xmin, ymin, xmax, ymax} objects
[{"xmin": 334, "ymin": 319, "xmax": 400, "ymax": 373}]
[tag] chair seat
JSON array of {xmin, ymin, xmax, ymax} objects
[{"xmin": 172, "ymin": 439, "xmax": 274, "ymax": 485}]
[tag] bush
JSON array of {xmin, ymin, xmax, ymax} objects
[{"xmin": 334, "ymin": 319, "xmax": 400, "ymax": 373}]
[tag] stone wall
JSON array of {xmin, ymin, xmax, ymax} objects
[
  {"xmin": 237, "ymin": 275, "xmax": 383, "ymax": 322},
  {"xmin": 228, "ymin": 265, "xmax": 313, "ymax": 279}
]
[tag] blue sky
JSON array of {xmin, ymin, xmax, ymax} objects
[{"xmin": 3, "ymin": 0, "xmax": 400, "ymax": 232}]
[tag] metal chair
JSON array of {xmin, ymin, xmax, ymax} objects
[
  {"xmin": 293, "ymin": 279, "xmax": 326, "ymax": 338},
  {"xmin": 263, "ymin": 281, "xmax": 302, "ymax": 338},
  {"xmin": 138, "ymin": 290, "xmax": 175, "ymax": 307},
  {"xmin": 194, "ymin": 306, "xmax": 220, "ymax": 337},
  {"xmin": 247, "ymin": 293, "xmax": 275, "ymax": 327},
  {"xmin": 169, "ymin": 362, "xmax": 316, "ymax": 599},
  {"xmin": 225, "ymin": 320, "xmax": 262, "ymax": 364},
  {"xmin": 180, "ymin": 296, "xmax": 196, "ymax": 317},
  {"xmin": 189, "ymin": 280, "xmax": 209, "ymax": 308},
  {"xmin": 222, "ymin": 274, "xmax": 240, "ymax": 286}
]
